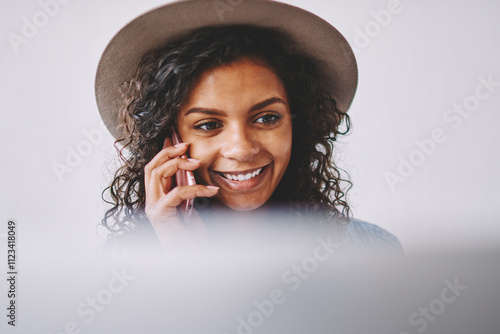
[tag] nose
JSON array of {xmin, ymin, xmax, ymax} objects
[{"xmin": 220, "ymin": 123, "xmax": 260, "ymax": 162}]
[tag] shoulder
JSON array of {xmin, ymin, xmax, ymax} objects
[{"xmin": 340, "ymin": 218, "xmax": 404, "ymax": 254}]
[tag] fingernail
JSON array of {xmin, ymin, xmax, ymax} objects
[
  {"xmin": 206, "ymin": 186, "xmax": 219, "ymax": 190},
  {"xmin": 188, "ymin": 158, "xmax": 201, "ymax": 163},
  {"xmin": 174, "ymin": 142, "xmax": 188, "ymax": 148}
]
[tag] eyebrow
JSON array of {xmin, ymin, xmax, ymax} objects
[{"xmin": 183, "ymin": 97, "xmax": 287, "ymax": 117}]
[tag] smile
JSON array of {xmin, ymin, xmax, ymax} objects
[
  {"xmin": 210, "ymin": 165, "xmax": 270, "ymax": 191},
  {"xmin": 218, "ymin": 167, "xmax": 263, "ymax": 181}
]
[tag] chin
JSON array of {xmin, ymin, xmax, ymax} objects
[{"xmin": 218, "ymin": 194, "xmax": 268, "ymax": 212}]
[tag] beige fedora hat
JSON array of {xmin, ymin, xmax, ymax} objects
[{"xmin": 95, "ymin": 0, "xmax": 358, "ymax": 139}]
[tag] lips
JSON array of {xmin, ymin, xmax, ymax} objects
[
  {"xmin": 217, "ymin": 166, "xmax": 263, "ymax": 181},
  {"xmin": 210, "ymin": 164, "xmax": 270, "ymax": 191}
]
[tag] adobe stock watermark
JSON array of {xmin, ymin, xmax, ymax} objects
[
  {"xmin": 223, "ymin": 234, "xmax": 340, "ymax": 334},
  {"xmin": 350, "ymin": 0, "xmax": 414, "ymax": 55},
  {"xmin": 213, "ymin": 0, "xmax": 244, "ymax": 22},
  {"xmin": 399, "ymin": 277, "xmax": 468, "ymax": 334},
  {"xmin": 385, "ymin": 74, "xmax": 499, "ymax": 191},
  {"xmin": 48, "ymin": 267, "xmax": 135, "ymax": 334},
  {"xmin": 7, "ymin": 0, "xmax": 73, "ymax": 53},
  {"xmin": 51, "ymin": 123, "xmax": 108, "ymax": 183}
]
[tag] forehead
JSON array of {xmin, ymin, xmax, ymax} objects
[{"xmin": 183, "ymin": 57, "xmax": 288, "ymax": 108}]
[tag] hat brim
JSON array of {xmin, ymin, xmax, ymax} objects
[{"xmin": 95, "ymin": 0, "xmax": 358, "ymax": 139}]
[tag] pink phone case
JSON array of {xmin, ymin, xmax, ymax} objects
[{"xmin": 171, "ymin": 126, "xmax": 196, "ymax": 223}]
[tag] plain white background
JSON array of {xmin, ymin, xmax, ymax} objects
[{"xmin": 1, "ymin": 0, "xmax": 499, "ymax": 253}]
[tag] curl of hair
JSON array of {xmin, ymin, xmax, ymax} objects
[{"xmin": 101, "ymin": 25, "xmax": 352, "ymax": 236}]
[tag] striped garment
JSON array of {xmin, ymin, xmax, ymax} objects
[{"xmin": 340, "ymin": 219, "xmax": 404, "ymax": 253}]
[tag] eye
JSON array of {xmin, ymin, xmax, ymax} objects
[
  {"xmin": 194, "ymin": 121, "xmax": 222, "ymax": 132},
  {"xmin": 254, "ymin": 113, "xmax": 281, "ymax": 125}
]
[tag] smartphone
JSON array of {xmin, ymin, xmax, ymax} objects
[{"xmin": 170, "ymin": 126, "xmax": 196, "ymax": 224}]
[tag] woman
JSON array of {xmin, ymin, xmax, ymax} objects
[{"xmin": 95, "ymin": 0, "xmax": 402, "ymax": 252}]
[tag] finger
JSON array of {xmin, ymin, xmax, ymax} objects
[
  {"xmin": 150, "ymin": 158, "xmax": 201, "ymax": 200},
  {"xmin": 144, "ymin": 142, "xmax": 189, "ymax": 197},
  {"xmin": 145, "ymin": 144, "xmax": 188, "ymax": 192},
  {"xmin": 154, "ymin": 157, "xmax": 201, "ymax": 185},
  {"xmin": 159, "ymin": 185, "xmax": 219, "ymax": 207},
  {"xmin": 146, "ymin": 142, "xmax": 188, "ymax": 173}
]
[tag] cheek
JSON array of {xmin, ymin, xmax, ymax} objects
[
  {"xmin": 272, "ymin": 126, "xmax": 293, "ymax": 167},
  {"xmin": 277, "ymin": 139, "xmax": 292, "ymax": 169},
  {"xmin": 187, "ymin": 139, "xmax": 218, "ymax": 176}
]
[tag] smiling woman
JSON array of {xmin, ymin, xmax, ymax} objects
[
  {"xmin": 177, "ymin": 58, "xmax": 292, "ymax": 211},
  {"xmin": 95, "ymin": 0, "xmax": 402, "ymax": 252}
]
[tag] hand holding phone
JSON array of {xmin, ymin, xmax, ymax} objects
[
  {"xmin": 143, "ymin": 129, "xmax": 218, "ymax": 246},
  {"xmin": 170, "ymin": 126, "xmax": 196, "ymax": 223}
]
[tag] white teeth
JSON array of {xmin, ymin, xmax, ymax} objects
[{"xmin": 222, "ymin": 168, "xmax": 263, "ymax": 181}]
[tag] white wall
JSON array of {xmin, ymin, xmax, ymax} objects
[{"xmin": 1, "ymin": 0, "xmax": 499, "ymax": 253}]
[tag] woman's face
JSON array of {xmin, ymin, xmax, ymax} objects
[{"xmin": 176, "ymin": 57, "xmax": 293, "ymax": 211}]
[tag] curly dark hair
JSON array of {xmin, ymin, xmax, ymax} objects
[{"xmin": 101, "ymin": 24, "xmax": 352, "ymax": 235}]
